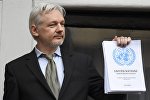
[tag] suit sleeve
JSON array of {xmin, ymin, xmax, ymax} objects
[
  {"xmin": 87, "ymin": 57, "xmax": 105, "ymax": 100},
  {"xmin": 3, "ymin": 64, "xmax": 19, "ymax": 100}
]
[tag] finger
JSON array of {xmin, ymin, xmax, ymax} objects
[
  {"xmin": 120, "ymin": 36, "xmax": 124, "ymax": 46},
  {"xmin": 112, "ymin": 36, "xmax": 117, "ymax": 41},
  {"xmin": 116, "ymin": 36, "xmax": 121, "ymax": 46},
  {"xmin": 123, "ymin": 37, "xmax": 128, "ymax": 46},
  {"xmin": 127, "ymin": 37, "xmax": 131, "ymax": 44}
]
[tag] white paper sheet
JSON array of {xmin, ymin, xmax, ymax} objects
[{"xmin": 102, "ymin": 40, "xmax": 146, "ymax": 94}]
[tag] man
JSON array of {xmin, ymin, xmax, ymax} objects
[{"xmin": 3, "ymin": 3, "xmax": 131, "ymax": 100}]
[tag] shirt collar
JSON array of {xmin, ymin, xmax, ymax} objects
[{"xmin": 35, "ymin": 46, "xmax": 61, "ymax": 58}]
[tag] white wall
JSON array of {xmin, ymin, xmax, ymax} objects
[
  {"xmin": 34, "ymin": 0, "xmax": 150, "ymax": 9},
  {"xmin": 0, "ymin": 0, "xmax": 3, "ymax": 99},
  {"xmin": 0, "ymin": 0, "xmax": 32, "ymax": 99}
]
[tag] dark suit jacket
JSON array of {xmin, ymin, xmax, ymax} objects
[{"xmin": 3, "ymin": 47, "xmax": 104, "ymax": 100}]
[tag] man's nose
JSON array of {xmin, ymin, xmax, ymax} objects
[{"xmin": 56, "ymin": 24, "xmax": 64, "ymax": 32}]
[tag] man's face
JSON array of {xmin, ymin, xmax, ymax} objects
[{"xmin": 33, "ymin": 10, "xmax": 65, "ymax": 48}]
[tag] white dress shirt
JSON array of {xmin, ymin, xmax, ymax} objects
[{"xmin": 35, "ymin": 47, "xmax": 64, "ymax": 87}]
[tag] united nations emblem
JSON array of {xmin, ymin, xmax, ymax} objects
[{"xmin": 113, "ymin": 48, "xmax": 135, "ymax": 66}]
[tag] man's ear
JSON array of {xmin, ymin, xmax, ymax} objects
[{"xmin": 31, "ymin": 25, "xmax": 39, "ymax": 37}]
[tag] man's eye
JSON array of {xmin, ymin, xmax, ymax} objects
[
  {"xmin": 49, "ymin": 24, "xmax": 57, "ymax": 27},
  {"xmin": 61, "ymin": 23, "xmax": 65, "ymax": 27}
]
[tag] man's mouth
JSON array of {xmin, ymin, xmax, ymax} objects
[{"xmin": 54, "ymin": 36, "xmax": 63, "ymax": 39}]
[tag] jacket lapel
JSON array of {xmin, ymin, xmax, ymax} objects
[
  {"xmin": 25, "ymin": 49, "xmax": 55, "ymax": 97},
  {"xmin": 59, "ymin": 49, "xmax": 75, "ymax": 98},
  {"xmin": 25, "ymin": 48, "xmax": 75, "ymax": 98}
]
